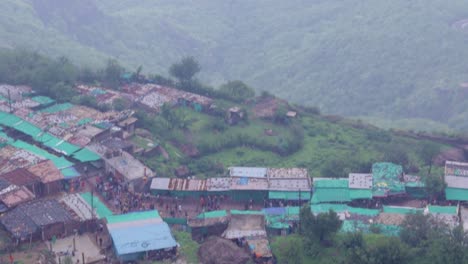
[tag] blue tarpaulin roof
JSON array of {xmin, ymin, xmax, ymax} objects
[{"xmin": 107, "ymin": 211, "xmax": 177, "ymax": 257}]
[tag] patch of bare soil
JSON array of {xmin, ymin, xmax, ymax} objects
[
  {"xmin": 434, "ymin": 147, "xmax": 465, "ymax": 166},
  {"xmin": 198, "ymin": 237, "xmax": 251, "ymax": 264}
]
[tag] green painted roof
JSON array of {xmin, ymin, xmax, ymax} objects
[
  {"xmin": 405, "ymin": 181, "xmax": 425, "ymax": 188},
  {"xmin": 341, "ymin": 220, "xmax": 401, "ymax": 236},
  {"xmin": 310, "ymin": 203, "xmax": 348, "ymax": 214},
  {"xmin": 445, "ymin": 187, "xmax": 468, "ymax": 201},
  {"xmin": 349, "ymin": 189, "xmax": 373, "ymax": 200},
  {"xmin": 428, "ymin": 205, "xmax": 457, "ymax": 215},
  {"xmin": 10, "ymin": 140, "xmax": 74, "ymax": 169},
  {"xmin": 230, "ymin": 210, "xmax": 264, "ymax": 215},
  {"xmin": 77, "ymin": 118, "xmax": 93, "ymax": 126},
  {"xmin": 72, "ymin": 148, "xmax": 101, "ymax": 162},
  {"xmin": 61, "ymin": 167, "xmax": 81, "ymax": 179},
  {"xmin": 382, "ymin": 206, "xmax": 423, "ymax": 214},
  {"xmin": 106, "ymin": 210, "xmax": 161, "ymax": 224},
  {"xmin": 0, "ymin": 111, "xmax": 22, "ymax": 126},
  {"xmin": 268, "ymin": 191, "xmax": 311, "ymax": 200},
  {"xmin": 39, "ymin": 103, "xmax": 73, "ymax": 113},
  {"xmin": 347, "ymin": 207, "xmax": 380, "ymax": 216},
  {"xmin": 34, "ymin": 132, "xmax": 56, "ymax": 143},
  {"xmin": 314, "ymin": 179, "xmax": 348, "ymax": 188},
  {"xmin": 80, "ymin": 192, "xmax": 113, "ymax": 219},
  {"xmin": 31, "ymin": 96, "xmax": 54, "ymax": 105},
  {"xmin": 311, "ymin": 188, "xmax": 350, "ymax": 204},
  {"xmin": 197, "ymin": 210, "xmax": 227, "ymax": 219},
  {"xmin": 13, "ymin": 121, "xmax": 42, "ymax": 138},
  {"xmin": 42, "ymin": 137, "xmax": 80, "ymax": 156},
  {"xmin": 286, "ymin": 206, "xmax": 300, "ymax": 215}
]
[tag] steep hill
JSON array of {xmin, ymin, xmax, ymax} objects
[{"xmin": 3, "ymin": 0, "xmax": 468, "ymax": 129}]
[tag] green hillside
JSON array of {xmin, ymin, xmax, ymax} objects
[{"xmin": 3, "ymin": 0, "xmax": 468, "ymax": 129}]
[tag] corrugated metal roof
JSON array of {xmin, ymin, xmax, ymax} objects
[
  {"xmin": 27, "ymin": 160, "xmax": 64, "ymax": 183},
  {"xmin": 0, "ymin": 186, "xmax": 35, "ymax": 207},
  {"xmin": 269, "ymin": 178, "xmax": 310, "ymax": 191},
  {"xmin": 349, "ymin": 173, "xmax": 373, "ymax": 189},
  {"xmin": 0, "ymin": 168, "xmax": 40, "ymax": 186},
  {"xmin": 106, "ymin": 210, "xmax": 176, "ymax": 256},
  {"xmin": 167, "ymin": 178, "xmax": 207, "ymax": 191},
  {"xmin": 206, "ymin": 177, "xmax": 231, "ymax": 191},
  {"xmin": 109, "ymin": 221, "xmax": 177, "ymax": 256},
  {"xmin": 19, "ymin": 199, "xmax": 73, "ymax": 226},
  {"xmin": 230, "ymin": 177, "xmax": 269, "ymax": 190},
  {"xmin": 229, "ymin": 167, "xmax": 267, "ymax": 178},
  {"xmin": 266, "ymin": 168, "xmax": 308, "ymax": 179}
]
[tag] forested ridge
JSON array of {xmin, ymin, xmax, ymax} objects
[{"xmin": 3, "ymin": 0, "xmax": 468, "ymax": 130}]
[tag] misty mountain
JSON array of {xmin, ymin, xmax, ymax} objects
[{"xmin": 3, "ymin": 0, "xmax": 468, "ymax": 130}]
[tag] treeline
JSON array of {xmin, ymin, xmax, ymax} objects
[
  {"xmin": 0, "ymin": 49, "xmax": 259, "ymax": 107},
  {"xmin": 272, "ymin": 208, "xmax": 468, "ymax": 264}
]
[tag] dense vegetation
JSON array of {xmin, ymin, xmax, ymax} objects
[
  {"xmin": 3, "ymin": 0, "xmax": 468, "ymax": 130},
  {"xmin": 270, "ymin": 208, "xmax": 468, "ymax": 264},
  {"xmin": 0, "ymin": 47, "xmax": 462, "ymax": 264},
  {"xmin": 0, "ymin": 48, "xmax": 453, "ymax": 182}
]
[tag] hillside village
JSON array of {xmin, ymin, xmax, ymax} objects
[{"xmin": 0, "ymin": 78, "xmax": 467, "ymax": 263}]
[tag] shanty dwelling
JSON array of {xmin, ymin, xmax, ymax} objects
[
  {"xmin": 267, "ymin": 168, "xmax": 311, "ymax": 203},
  {"xmin": 27, "ymin": 160, "xmax": 64, "ymax": 196},
  {"xmin": 444, "ymin": 161, "xmax": 468, "ymax": 202},
  {"xmin": 0, "ymin": 199, "xmax": 76, "ymax": 244},
  {"xmin": 59, "ymin": 193, "xmax": 100, "ymax": 234},
  {"xmin": 348, "ymin": 173, "xmax": 373, "ymax": 201},
  {"xmin": 229, "ymin": 167, "xmax": 269, "ymax": 202},
  {"xmin": 102, "ymin": 137, "xmax": 134, "ymax": 155},
  {"xmin": 0, "ymin": 168, "xmax": 42, "ymax": 197},
  {"xmin": 117, "ymin": 117, "xmax": 138, "ymax": 139},
  {"xmin": 150, "ymin": 177, "xmax": 208, "ymax": 198},
  {"xmin": 0, "ymin": 182, "xmax": 35, "ymax": 212},
  {"xmin": 89, "ymin": 144, "xmax": 154, "ymax": 192},
  {"xmin": 263, "ymin": 207, "xmax": 300, "ymax": 235},
  {"xmin": 106, "ymin": 210, "xmax": 178, "ymax": 262},
  {"xmin": 188, "ymin": 210, "xmax": 230, "ymax": 242},
  {"xmin": 222, "ymin": 211, "xmax": 272, "ymax": 263},
  {"xmin": 425, "ymin": 205, "xmax": 460, "ymax": 229}
]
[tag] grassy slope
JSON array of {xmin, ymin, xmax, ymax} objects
[
  {"xmin": 4, "ymin": 1, "xmax": 468, "ymax": 129},
  {"xmin": 142, "ymin": 103, "xmax": 448, "ymax": 178}
]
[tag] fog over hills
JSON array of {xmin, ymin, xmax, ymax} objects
[{"xmin": 4, "ymin": 0, "xmax": 468, "ymax": 130}]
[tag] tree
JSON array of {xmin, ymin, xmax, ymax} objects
[
  {"xmin": 424, "ymin": 173, "xmax": 446, "ymax": 201},
  {"xmin": 49, "ymin": 82, "xmax": 75, "ymax": 102},
  {"xmin": 271, "ymin": 235, "xmax": 304, "ymax": 264},
  {"xmin": 169, "ymin": 56, "xmax": 201, "ymax": 83},
  {"xmin": 112, "ymin": 98, "xmax": 129, "ymax": 111},
  {"xmin": 219, "ymin": 80, "xmax": 255, "ymax": 102},
  {"xmin": 103, "ymin": 59, "xmax": 124, "ymax": 90},
  {"xmin": 400, "ymin": 212, "xmax": 432, "ymax": 247},
  {"xmin": 420, "ymin": 142, "xmax": 440, "ymax": 174},
  {"xmin": 366, "ymin": 237, "xmax": 410, "ymax": 264},
  {"xmin": 382, "ymin": 144, "xmax": 409, "ymax": 169},
  {"xmin": 300, "ymin": 206, "xmax": 342, "ymax": 244}
]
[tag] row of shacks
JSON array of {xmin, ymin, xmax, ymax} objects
[
  {"xmin": 150, "ymin": 167, "xmax": 312, "ymax": 202},
  {"xmin": 0, "ymin": 86, "xmax": 175, "ymax": 262}
]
